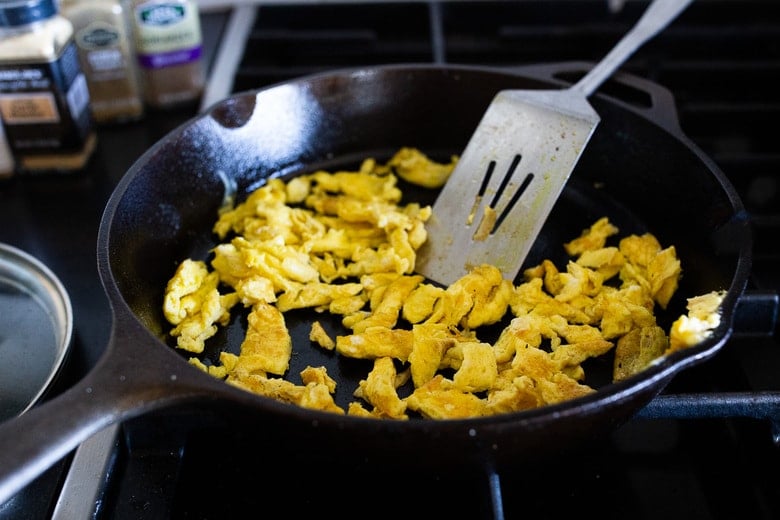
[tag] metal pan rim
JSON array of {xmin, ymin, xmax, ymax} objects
[{"xmin": 0, "ymin": 242, "xmax": 73, "ymax": 421}]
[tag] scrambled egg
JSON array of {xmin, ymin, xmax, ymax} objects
[{"xmin": 163, "ymin": 148, "xmax": 725, "ymax": 420}]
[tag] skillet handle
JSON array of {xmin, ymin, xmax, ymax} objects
[
  {"xmin": 0, "ymin": 375, "xmax": 121, "ymax": 506},
  {"xmin": 509, "ymin": 60, "xmax": 686, "ymax": 136},
  {"xmin": 0, "ymin": 312, "xmax": 219, "ymax": 506}
]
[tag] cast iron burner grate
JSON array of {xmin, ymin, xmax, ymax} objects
[{"xmin": 51, "ymin": 1, "xmax": 780, "ymax": 519}]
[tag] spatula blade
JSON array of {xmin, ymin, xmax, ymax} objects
[{"xmin": 416, "ymin": 88, "xmax": 600, "ymax": 286}]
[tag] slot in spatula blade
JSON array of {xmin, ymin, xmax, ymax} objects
[{"xmin": 416, "ymin": 88, "xmax": 600, "ymax": 286}]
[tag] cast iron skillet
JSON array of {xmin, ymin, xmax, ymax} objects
[{"xmin": 0, "ymin": 64, "xmax": 751, "ymax": 503}]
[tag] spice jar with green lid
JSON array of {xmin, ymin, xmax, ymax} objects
[
  {"xmin": 129, "ymin": 0, "xmax": 205, "ymax": 109},
  {"xmin": 0, "ymin": 0, "xmax": 97, "ymax": 173}
]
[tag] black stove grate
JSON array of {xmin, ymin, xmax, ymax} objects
[
  {"xmin": 48, "ymin": 2, "xmax": 780, "ymax": 519},
  {"xmin": 67, "ymin": 405, "xmax": 780, "ymax": 519}
]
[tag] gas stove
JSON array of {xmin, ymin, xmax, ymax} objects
[{"xmin": 0, "ymin": 1, "xmax": 778, "ymax": 518}]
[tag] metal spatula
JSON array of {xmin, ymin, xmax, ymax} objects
[{"xmin": 416, "ymin": 0, "xmax": 693, "ymax": 286}]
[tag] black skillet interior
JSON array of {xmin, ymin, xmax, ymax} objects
[{"xmin": 107, "ymin": 65, "xmax": 747, "ymax": 416}]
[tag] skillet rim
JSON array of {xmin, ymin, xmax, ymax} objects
[{"xmin": 96, "ymin": 62, "xmax": 753, "ymax": 431}]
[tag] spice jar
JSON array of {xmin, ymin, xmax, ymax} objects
[
  {"xmin": 129, "ymin": 0, "xmax": 205, "ymax": 109},
  {"xmin": 0, "ymin": 0, "xmax": 96, "ymax": 173},
  {"xmin": 61, "ymin": 0, "xmax": 144, "ymax": 124}
]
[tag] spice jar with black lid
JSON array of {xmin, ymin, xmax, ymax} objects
[{"xmin": 0, "ymin": 0, "xmax": 96, "ymax": 173}]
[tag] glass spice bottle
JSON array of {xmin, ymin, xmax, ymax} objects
[
  {"xmin": 129, "ymin": 0, "xmax": 205, "ymax": 109},
  {"xmin": 0, "ymin": 0, "xmax": 96, "ymax": 173},
  {"xmin": 61, "ymin": 0, "xmax": 144, "ymax": 124}
]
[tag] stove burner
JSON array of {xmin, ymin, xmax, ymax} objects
[{"xmin": 4, "ymin": 1, "xmax": 778, "ymax": 519}]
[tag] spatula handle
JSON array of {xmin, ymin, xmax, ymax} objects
[{"xmin": 574, "ymin": 0, "xmax": 694, "ymax": 97}]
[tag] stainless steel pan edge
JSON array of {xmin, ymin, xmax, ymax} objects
[
  {"xmin": 0, "ymin": 64, "xmax": 752, "ymax": 504},
  {"xmin": 0, "ymin": 243, "xmax": 74, "ymax": 421}
]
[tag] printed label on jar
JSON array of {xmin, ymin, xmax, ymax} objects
[
  {"xmin": 76, "ymin": 22, "xmax": 127, "ymax": 74},
  {"xmin": 133, "ymin": 0, "xmax": 202, "ymax": 57},
  {"xmin": 87, "ymin": 48, "xmax": 125, "ymax": 72},
  {"xmin": 66, "ymin": 73, "xmax": 90, "ymax": 121},
  {"xmin": 0, "ymin": 42, "xmax": 92, "ymax": 154},
  {"xmin": 137, "ymin": 45, "xmax": 201, "ymax": 69},
  {"xmin": 76, "ymin": 21, "xmax": 121, "ymax": 51},
  {"xmin": 0, "ymin": 92, "xmax": 59, "ymax": 124}
]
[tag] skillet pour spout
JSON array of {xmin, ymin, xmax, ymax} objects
[{"xmin": 0, "ymin": 64, "xmax": 751, "ymax": 505}]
